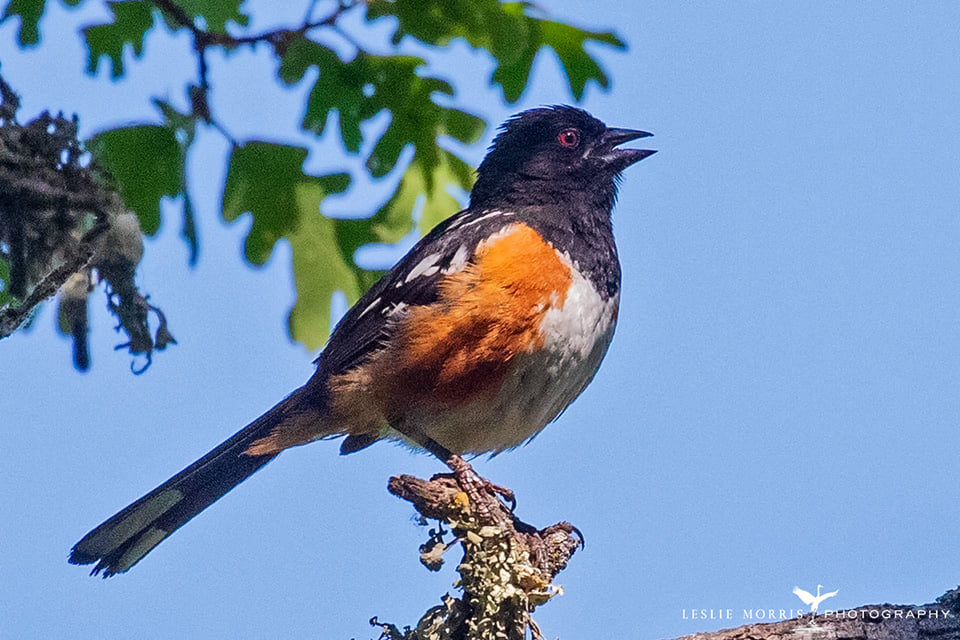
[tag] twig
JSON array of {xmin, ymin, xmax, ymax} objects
[
  {"xmin": 147, "ymin": 0, "xmax": 362, "ymax": 143},
  {"xmin": 149, "ymin": 0, "xmax": 360, "ymax": 48},
  {"xmin": 0, "ymin": 226, "xmax": 101, "ymax": 338}
]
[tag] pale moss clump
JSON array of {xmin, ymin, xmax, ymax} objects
[{"xmin": 446, "ymin": 498, "xmax": 563, "ymax": 640}]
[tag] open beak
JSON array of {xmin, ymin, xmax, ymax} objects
[{"xmin": 599, "ymin": 127, "xmax": 656, "ymax": 170}]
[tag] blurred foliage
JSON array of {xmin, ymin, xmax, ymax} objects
[
  {"xmin": 368, "ymin": 0, "xmax": 624, "ymax": 101},
  {"xmin": 0, "ymin": 0, "xmax": 624, "ymax": 356},
  {"xmin": 83, "ymin": 0, "xmax": 153, "ymax": 77},
  {"xmin": 0, "ymin": 85, "xmax": 174, "ymax": 371},
  {"xmin": 0, "ymin": 249, "xmax": 11, "ymax": 308},
  {"xmin": 87, "ymin": 124, "xmax": 181, "ymax": 235}
]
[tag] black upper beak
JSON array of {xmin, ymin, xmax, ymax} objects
[{"xmin": 599, "ymin": 127, "xmax": 656, "ymax": 170}]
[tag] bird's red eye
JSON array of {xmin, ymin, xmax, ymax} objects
[{"xmin": 557, "ymin": 128, "xmax": 580, "ymax": 148}]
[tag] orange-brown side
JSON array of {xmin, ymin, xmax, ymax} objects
[
  {"xmin": 362, "ymin": 222, "xmax": 575, "ymax": 420},
  {"xmin": 246, "ymin": 222, "xmax": 573, "ymax": 455}
]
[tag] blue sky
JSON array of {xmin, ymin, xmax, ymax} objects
[{"xmin": 2, "ymin": 2, "xmax": 960, "ymax": 638}]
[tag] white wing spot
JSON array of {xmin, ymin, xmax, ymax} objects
[
  {"xmin": 460, "ymin": 209, "xmax": 514, "ymax": 229},
  {"xmin": 383, "ymin": 301, "xmax": 408, "ymax": 316},
  {"xmin": 358, "ymin": 296, "xmax": 382, "ymax": 319},
  {"xmin": 443, "ymin": 244, "xmax": 470, "ymax": 274},
  {"xmin": 404, "ymin": 252, "xmax": 443, "ymax": 283}
]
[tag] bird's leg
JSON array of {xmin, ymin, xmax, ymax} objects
[
  {"xmin": 389, "ymin": 416, "xmax": 518, "ymax": 517},
  {"xmin": 416, "ymin": 434, "xmax": 517, "ymax": 514},
  {"xmin": 444, "ymin": 452, "xmax": 517, "ymax": 512}
]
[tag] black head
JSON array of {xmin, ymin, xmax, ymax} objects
[{"xmin": 470, "ymin": 105, "xmax": 655, "ymax": 210}]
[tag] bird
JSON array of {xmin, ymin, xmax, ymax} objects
[
  {"xmin": 793, "ymin": 585, "xmax": 839, "ymax": 617},
  {"xmin": 69, "ymin": 105, "xmax": 656, "ymax": 577}
]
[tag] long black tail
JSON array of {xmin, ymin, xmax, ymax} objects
[{"xmin": 69, "ymin": 391, "xmax": 305, "ymax": 577}]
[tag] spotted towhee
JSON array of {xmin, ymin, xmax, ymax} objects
[{"xmin": 70, "ymin": 105, "xmax": 655, "ymax": 577}]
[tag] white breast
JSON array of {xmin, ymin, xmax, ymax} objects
[{"xmin": 533, "ymin": 261, "xmax": 620, "ymax": 430}]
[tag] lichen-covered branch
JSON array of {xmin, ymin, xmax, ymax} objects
[
  {"xmin": 0, "ymin": 73, "xmax": 174, "ymax": 371},
  {"xmin": 381, "ymin": 460, "xmax": 582, "ymax": 640}
]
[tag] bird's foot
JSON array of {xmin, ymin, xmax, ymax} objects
[{"xmin": 388, "ymin": 470, "xmax": 583, "ymax": 580}]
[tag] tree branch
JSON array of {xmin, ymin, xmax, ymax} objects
[
  {"xmin": 0, "ymin": 74, "xmax": 175, "ymax": 371},
  {"xmin": 147, "ymin": 0, "xmax": 362, "ymax": 143},
  {"xmin": 674, "ymin": 599, "xmax": 959, "ymax": 640},
  {"xmin": 380, "ymin": 461, "xmax": 582, "ymax": 640},
  {"xmin": 149, "ymin": 0, "xmax": 360, "ymax": 48}
]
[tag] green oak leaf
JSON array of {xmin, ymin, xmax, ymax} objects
[
  {"xmin": 287, "ymin": 183, "xmax": 366, "ymax": 349},
  {"xmin": 287, "ymin": 183, "xmax": 362, "ymax": 348},
  {"xmin": 174, "ymin": 0, "xmax": 248, "ymax": 34},
  {"xmin": 278, "ymin": 38, "xmax": 364, "ymax": 151},
  {"xmin": 83, "ymin": 0, "xmax": 154, "ymax": 78},
  {"xmin": 88, "ymin": 125, "xmax": 181, "ymax": 235},
  {"xmin": 279, "ymin": 37, "xmax": 484, "ymax": 166},
  {"xmin": 221, "ymin": 141, "xmax": 473, "ymax": 349},
  {"xmin": 367, "ymin": 0, "xmax": 624, "ymax": 102},
  {"xmin": 419, "ymin": 149, "xmax": 475, "ymax": 232},
  {"xmin": 1, "ymin": 0, "xmax": 45, "ymax": 45},
  {"xmin": 361, "ymin": 60, "xmax": 484, "ymax": 179},
  {"xmin": 154, "ymin": 99, "xmax": 199, "ymax": 263},
  {"xmin": 221, "ymin": 141, "xmax": 354, "ymax": 348},
  {"xmin": 314, "ymin": 149, "xmax": 473, "ymax": 344},
  {"xmin": 0, "ymin": 256, "xmax": 12, "ymax": 307},
  {"xmin": 536, "ymin": 16, "xmax": 622, "ymax": 99},
  {"xmin": 0, "ymin": 0, "xmax": 82, "ymax": 45},
  {"xmin": 372, "ymin": 148, "xmax": 475, "ymax": 237}
]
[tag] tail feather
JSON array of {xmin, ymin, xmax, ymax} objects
[{"xmin": 69, "ymin": 391, "xmax": 306, "ymax": 577}]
